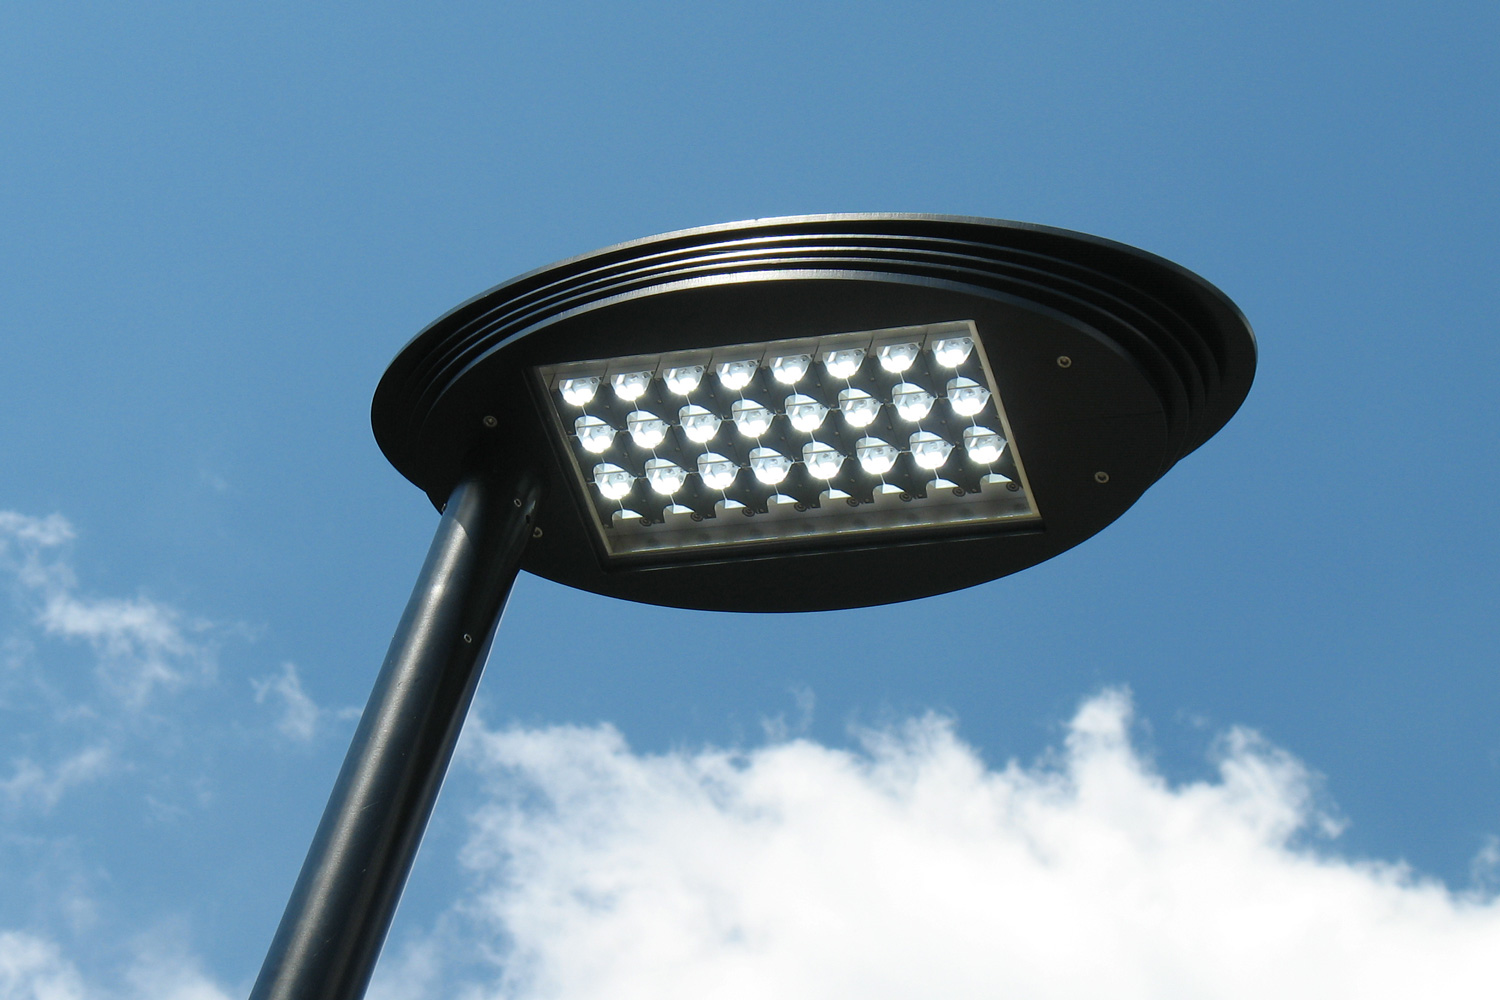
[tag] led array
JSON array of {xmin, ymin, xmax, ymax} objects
[{"xmin": 537, "ymin": 321, "xmax": 1038, "ymax": 557}]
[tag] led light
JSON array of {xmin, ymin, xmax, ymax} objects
[
  {"xmin": 559, "ymin": 376, "xmax": 600, "ymax": 406},
  {"xmin": 770, "ymin": 354, "xmax": 812, "ymax": 384},
  {"xmin": 593, "ymin": 463, "xmax": 634, "ymax": 500},
  {"xmin": 947, "ymin": 376, "xmax": 991, "ymax": 417},
  {"xmin": 612, "ymin": 371, "xmax": 652, "ymax": 401},
  {"xmin": 823, "ymin": 348, "xmax": 865, "ymax": 379},
  {"xmin": 678, "ymin": 404, "xmax": 720, "ymax": 443},
  {"xmin": 838, "ymin": 388, "xmax": 880, "ymax": 427},
  {"xmin": 663, "ymin": 365, "xmax": 704, "ymax": 395},
  {"xmin": 891, "ymin": 383, "xmax": 935, "ymax": 422},
  {"xmin": 627, "ymin": 411, "xmax": 668, "ymax": 449},
  {"xmin": 802, "ymin": 441, "xmax": 844, "ymax": 479},
  {"xmin": 964, "ymin": 426, "xmax": 1006, "ymax": 464},
  {"xmin": 697, "ymin": 453, "xmax": 738, "ymax": 490},
  {"xmin": 717, "ymin": 359, "xmax": 758, "ymax": 391},
  {"xmin": 731, "ymin": 399, "xmax": 774, "ymax": 437},
  {"xmin": 856, "ymin": 437, "xmax": 898, "ymax": 475},
  {"xmin": 574, "ymin": 414, "xmax": 615, "ymax": 454},
  {"xmin": 909, "ymin": 431, "xmax": 953, "ymax": 470},
  {"xmin": 877, "ymin": 342, "xmax": 921, "ymax": 373},
  {"xmin": 749, "ymin": 448, "xmax": 792, "ymax": 485},
  {"xmin": 785, "ymin": 394, "xmax": 829, "ymax": 432},
  {"xmin": 645, "ymin": 458, "xmax": 687, "ymax": 495},
  {"xmin": 932, "ymin": 336, "xmax": 974, "ymax": 368}
]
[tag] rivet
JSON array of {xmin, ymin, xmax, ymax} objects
[
  {"xmin": 1057, "ymin": 356, "xmax": 1072, "ymax": 368},
  {"xmin": 1094, "ymin": 471, "xmax": 1110, "ymax": 483},
  {"xmin": 532, "ymin": 526, "xmax": 543, "ymax": 538},
  {"xmin": 482, "ymin": 415, "xmax": 498, "ymax": 428},
  {"xmin": 513, "ymin": 498, "xmax": 522, "ymax": 507},
  {"xmin": 462, "ymin": 633, "xmax": 473, "ymax": 644}
]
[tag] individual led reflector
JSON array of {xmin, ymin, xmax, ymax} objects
[
  {"xmin": 802, "ymin": 441, "xmax": 844, "ymax": 479},
  {"xmin": 891, "ymin": 383, "xmax": 935, "ymax": 422},
  {"xmin": 964, "ymin": 426, "xmax": 1006, "ymax": 464},
  {"xmin": 593, "ymin": 463, "xmax": 634, "ymax": 500},
  {"xmin": 645, "ymin": 458, "xmax": 687, "ymax": 495},
  {"xmin": 838, "ymin": 388, "xmax": 880, "ymax": 427},
  {"xmin": 731, "ymin": 399, "xmax": 773, "ymax": 437},
  {"xmin": 932, "ymin": 336, "xmax": 974, "ymax": 368},
  {"xmin": 575, "ymin": 414, "xmax": 615, "ymax": 454},
  {"xmin": 823, "ymin": 348, "xmax": 865, "ymax": 379},
  {"xmin": 560, "ymin": 376, "xmax": 600, "ymax": 406},
  {"xmin": 627, "ymin": 410, "xmax": 668, "ymax": 449},
  {"xmin": 749, "ymin": 447, "xmax": 792, "ymax": 485},
  {"xmin": 612, "ymin": 371, "xmax": 652, "ymax": 401},
  {"xmin": 877, "ymin": 342, "xmax": 920, "ymax": 373},
  {"xmin": 856, "ymin": 437, "xmax": 898, "ymax": 475},
  {"xmin": 785, "ymin": 394, "xmax": 829, "ymax": 432},
  {"xmin": 717, "ymin": 359, "xmax": 758, "ymax": 391},
  {"xmin": 678, "ymin": 404, "xmax": 719, "ymax": 443},
  {"xmin": 663, "ymin": 365, "xmax": 704, "ymax": 395},
  {"xmin": 770, "ymin": 354, "xmax": 812, "ymax": 385},
  {"xmin": 947, "ymin": 376, "xmax": 991, "ymax": 417},
  {"xmin": 697, "ymin": 453, "xmax": 738, "ymax": 490},
  {"xmin": 909, "ymin": 431, "xmax": 953, "ymax": 470}
]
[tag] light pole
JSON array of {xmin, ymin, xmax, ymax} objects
[{"xmin": 249, "ymin": 215, "xmax": 1255, "ymax": 999}]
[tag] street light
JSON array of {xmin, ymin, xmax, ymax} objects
[{"xmin": 250, "ymin": 214, "xmax": 1255, "ymax": 999}]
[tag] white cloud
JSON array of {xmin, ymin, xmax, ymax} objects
[
  {"xmin": 251, "ymin": 662, "xmax": 358, "ymax": 742},
  {"xmin": 0, "ymin": 931, "xmax": 85, "ymax": 1000},
  {"xmin": 0, "ymin": 745, "xmax": 112, "ymax": 811},
  {"xmin": 380, "ymin": 690, "xmax": 1500, "ymax": 1000},
  {"xmin": 0, "ymin": 930, "xmax": 231, "ymax": 1000}
]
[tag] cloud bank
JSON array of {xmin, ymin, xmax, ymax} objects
[{"xmin": 372, "ymin": 690, "xmax": 1500, "ymax": 1000}]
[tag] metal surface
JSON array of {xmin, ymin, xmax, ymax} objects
[
  {"xmin": 249, "ymin": 456, "xmax": 541, "ymax": 1000},
  {"xmin": 372, "ymin": 215, "xmax": 1257, "ymax": 612}
]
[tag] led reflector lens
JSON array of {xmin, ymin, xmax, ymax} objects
[
  {"xmin": 877, "ymin": 342, "xmax": 921, "ymax": 373},
  {"xmin": 947, "ymin": 376, "xmax": 991, "ymax": 417},
  {"xmin": 697, "ymin": 453, "xmax": 738, "ymax": 490},
  {"xmin": 909, "ymin": 431, "xmax": 953, "ymax": 470},
  {"xmin": 645, "ymin": 458, "xmax": 687, "ymax": 495},
  {"xmin": 802, "ymin": 441, "xmax": 844, "ymax": 479},
  {"xmin": 575, "ymin": 414, "xmax": 615, "ymax": 453},
  {"xmin": 932, "ymin": 336, "xmax": 974, "ymax": 368},
  {"xmin": 732, "ymin": 399, "xmax": 774, "ymax": 437},
  {"xmin": 717, "ymin": 359, "xmax": 758, "ymax": 391},
  {"xmin": 964, "ymin": 426, "xmax": 1006, "ymax": 464},
  {"xmin": 664, "ymin": 366, "xmax": 704, "ymax": 395},
  {"xmin": 593, "ymin": 463, "xmax": 634, "ymax": 500},
  {"xmin": 749, "ymin": 447, "xmax": 792, "ymax": 485},
  {"xmin": 560, "ymin": 376, "xmax": 600, "ymax": 406},
  {"xmin": 856, "ymin": 437, "xmax": 898, "ymax": 475},
  {"xmin": 770, "ymin": 354, "xmax": 812, "ymax": 384},
  {"xmin": 891, "ymin": 383, "xmax": 935, "ymax": 422},
  {"xmin": 823, "ymin": 348, "xmax": 865, "ymax": 379},
  {"xmin": 612, "ymin": 371, "xmax": 652, "ymax": 401},
  {"xmin": 785, "ymin": 394, "xmax": 829, "ymax": 432},
  {"xmin": 678, "ymin": 404, "xmax": 719, "ymax": 443},
  {"xmin": 838, "ymin": 388, "xmax": 880, "ymax": 427},
  {"xmin": 627, "ymin": 411, "xmax": 668, "ymax": 449}
]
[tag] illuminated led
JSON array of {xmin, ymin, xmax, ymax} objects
[
  {"xmin": 909, "ymin": 431, "xmax": 953, "ymax": 470},
  {"xmin": 749, "ymin": 448, "xmax": 792, "ymax": 485},
  {"xmin": 627, "ymin": 411, "xmax": 668, "ymax": 449},
  {"xmin": 947, "ymin": 376, "xmax": 991, "ymax": 416},
  {"xmin": 964, "ymin": 426, "xmax": 1006, "ymax": 464},
  {"xmin": 559, "ymin": 376, "xmax": 600, "ymax": 406},
  {"xmin": 612, "ymin": 371, "xmax": 652, "ymax": 401},
  {"xmin": 891, "ymin": 383, "xmax": 935, "ymax": 422},
  {"xmin": 823, "ymin": 348, "xmax": 865, "ymax": 379},
  {"xmin": 784, "ymin": 394, "xmax": 829, "ymax": 432},
  {"xmin": 678, "ymin": 404, "xmax": 720, "ymax": 443},
  {"xmin": 932, "ymin": 336, "xmax": 974, "ymax": 368},
  {"xmin": 574, "ymin": 415, "xmax": 615, "ymax": 454},
  {"xmin": 731, "ymin": 399, "xmax": 774, "ymax": 437},
  {"xmin": 717, "ymin": 359, "xmax": 758, "ymax": 391},
  {"xmin": 770, "ymin": 354, "xmax": 812, "ymax": 384},
  {"xmin": 593, "ymin": 463, "xmax": 634, "ymax": 500},
  {"xmin": 838, "ymin": 388, "xmax": 880, "ymax": 428},
  {"xmin": 663, "ymin": 365, "xmax": 704, "ymax": 395},
  {"xmin": 856, "ymin": 437, "xmax": 898, "ymax": 475},
  {"xmin": 802, "ymin": 441, "xmax": 844, "ymax": 479},
  {"xmin": 697, "ymin": 453, "xmax": 738, "ymax": 490},
  {"xmin": 877, "ymin": 342, "xmax": 921, "ymax": 373},
  {"xmin": 645, "ymin": 458, "xmax": 687, "ymax": 495}
]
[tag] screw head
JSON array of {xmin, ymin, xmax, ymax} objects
[
  {"xmin": 482, "ymin": 415, "xmax": 498, "ymax": 428},
  {"xmin": 532, "ymin": 526, "xmax": 543, "ymax": 538},
  {"xmin": 1057, "ymin": 356, "xmax": 1072, "ymax": 368},
  {"xmin": 1094, "ymin": 471, "xmax": 1110, "ymax": 483},
  {"xmin": 462, "ymin": 633, "xmax": 473, "ymax": 644}
]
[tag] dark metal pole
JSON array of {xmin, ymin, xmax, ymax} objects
[{"xmin": 250, "ymin": 458, "xmax": 542, "ymax": 1000}]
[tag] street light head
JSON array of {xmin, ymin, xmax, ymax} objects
[{"xmin": 373, "ymin": 214, "xmax": 1255, "ymax": 612}]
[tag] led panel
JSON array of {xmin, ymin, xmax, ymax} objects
[{"xmin": 536, "ymin": 321, "xmax": 1040, "ymax": 559}]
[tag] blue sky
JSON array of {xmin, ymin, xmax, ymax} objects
[{"xmin": 2, "ymin": 3, "xmax": 1497, "ymax": 997}]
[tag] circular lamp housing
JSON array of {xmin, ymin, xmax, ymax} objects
[{"xmin": 373, "ymin": 215, "xmax": 1255, "ymax": 612}]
